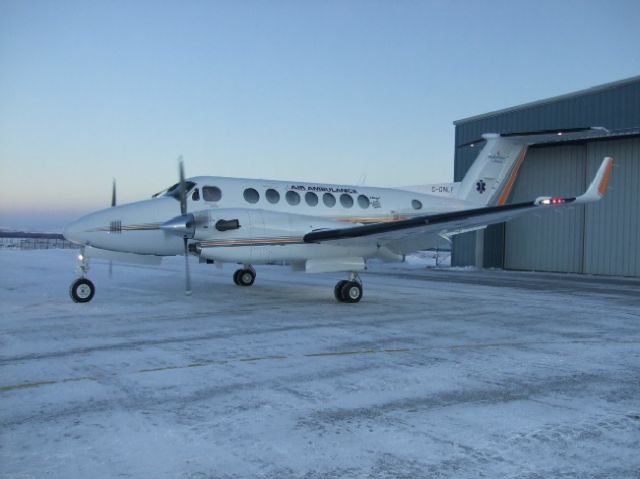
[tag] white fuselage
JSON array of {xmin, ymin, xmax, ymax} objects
[{"xmin": 64, "ymin": 175, "xmax": 472, "ymax": 268}]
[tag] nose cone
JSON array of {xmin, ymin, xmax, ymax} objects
[
  {"xmin": 62, "ymin": 198, "xmax": 185, "ymax": 255},
  {"xmin": 63, "ymin": 217, "xmax": 89, "ymax": 244},
  {"xmin": 63, "ymin": 208, "xmax": 112, "ymax": 245}
]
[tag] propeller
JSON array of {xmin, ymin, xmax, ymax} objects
[
  {"xmin": 178, "ymin": 157, "xmax": 192, "ymax": 296},
  {"xmin": 159, "ymin": 157, "xmax": 197, "ymax": 295},
  {"xmin": 109, "ymin": 178, "xmax": 117, "ymax": 279},
  {"xmin": 111, "ymin": 178, "xmax": 117, "ymax": 207}
]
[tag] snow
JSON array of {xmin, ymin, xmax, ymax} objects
[{"xmin": 1, "ymin": 249, "xmax": 639, "ymax": 478}]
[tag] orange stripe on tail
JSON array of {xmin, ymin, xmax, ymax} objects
[{"xmin": 497, "ymin": 146, "xmax": 528, "ymax": 206}]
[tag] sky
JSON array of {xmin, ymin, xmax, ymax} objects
[{"xmin": 0, "ymin": 0, "xmax": 639, "ymax": 230}]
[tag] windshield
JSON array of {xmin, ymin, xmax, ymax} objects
[{"xmin": 152, "ymin": 181, "xmax": 196, "ymax": 200}]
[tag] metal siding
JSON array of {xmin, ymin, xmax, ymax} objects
[
  {"xmin": 504, "ymin": 145, "xmax": 586, "ymax": 273},
  {"xmin": 451, "ymin": 232, "xmax": 476, "ymax": 267},
  {"xmin": 482, "ymin": 224, "xmax": 504, "ymax": 268},
  {"xmin": 452, "ymin": 139, "xmax": 481, "ymax": 266},
  {"xmin": 583, "ymin": 137, "xmax": 640, "ymax": 276},
  {"xmin": 453, "ymin": 143, "xmax": 483, "ymax": 182}
]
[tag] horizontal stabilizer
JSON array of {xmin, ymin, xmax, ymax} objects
[{"xmin": 458, "ymin": 127, "xmax": 609, "ymax": 148}]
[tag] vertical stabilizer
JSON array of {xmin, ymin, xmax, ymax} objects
[{"xmin": 456, "ymin": 134, "xmax": 528, "ymax": 206}]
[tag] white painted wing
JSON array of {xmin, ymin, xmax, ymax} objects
[{"xmin": 304, "ymin": 157, "xmax": 614, "ymax": 255}]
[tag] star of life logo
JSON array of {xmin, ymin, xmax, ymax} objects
[{"xmin": 476, "ymin": 180, "xmax": 486, "ymax": 194}]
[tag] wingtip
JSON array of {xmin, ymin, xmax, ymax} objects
[
  {"xmin": 598, "ymin": 157, "xmax": 614, "ymax": 197},
  {"xmin": 575, "ymin": 156, "xmax": 614, "ymax": 204}
]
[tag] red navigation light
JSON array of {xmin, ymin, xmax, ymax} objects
[{"xmin": 538, "ymin": 197, "xmax": 567, "ymax": 206}]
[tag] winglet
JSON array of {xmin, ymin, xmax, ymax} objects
[{"xmin": 575, "ymin": 157, "xmax": 614, "ymax": 204}]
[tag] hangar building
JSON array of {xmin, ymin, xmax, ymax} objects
[{"xmin": 452, "ymin": 76, "xmax": 640, "ymax": 277}]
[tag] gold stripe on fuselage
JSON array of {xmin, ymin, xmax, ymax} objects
[{"xmin": 200, "ymin": 236, "xmax": 305, "ymax": 248}]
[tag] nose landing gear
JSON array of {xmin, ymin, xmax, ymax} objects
[
  {"xmin": 334, "ymin": 272, "xmax": 363, "ymax": 303},
  {"xmin": 70, "ymin": 277, "xmax": 95, "ymax": 303},
  {"xmin": 69, "ymin": 248, "xmax": 96, "ymax": 303}
]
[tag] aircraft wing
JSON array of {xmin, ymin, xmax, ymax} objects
[{"xmin": 303, "ymin": 157, "xmax": 614, "ymax": 254}]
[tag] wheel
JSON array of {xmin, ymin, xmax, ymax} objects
[
  {"xmin": 235, "ymin": 268, "xmax": 255, "ymax": 286},
  {"xmin": 69, "ymin": 278, "xmax": 95, "ymax": 303},
  {"xmin": 334, "ymin": 280, "xmax": 348, "ymax": 301},
  {"xmin": 340, "ymin": 281, "xmax": 363, "ymax": 303}
]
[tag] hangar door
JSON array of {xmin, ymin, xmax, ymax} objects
[
  {"xmin": 504, "ymin": 137, "xmax": 640, "ymax": 277},
  {"xmin": 504, "ymin": 145, "xmax": 586, "ymax": 273},
  {"xmin": 582, "ymin": 138, "xmax": 640, "ymax": 276}
]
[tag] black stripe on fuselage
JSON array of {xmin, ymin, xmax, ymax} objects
[{"xmin": 303, "ymin": 198, "xmax": 576, "ymax": 242}]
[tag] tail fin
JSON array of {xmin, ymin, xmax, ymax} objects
[
  {"xmin": 455, "ymin": 127, "xmax": 609, "ymax": 206},
  {"xmin": 455, "ymin": 134, "xmax": 528, "ymax": 206}
]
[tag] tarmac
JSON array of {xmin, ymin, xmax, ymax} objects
[{"xmin": 1, "ymin": 250, "xmax": 639, "ymax": 478}]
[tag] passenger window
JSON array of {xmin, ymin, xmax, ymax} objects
[
  {"xmin": 243, "ymin": 188, "xmax": 260, "ymax": 204},
  {"xmin": 192, "ymin": 188, "xmax": 200, "ymax": 201},
  {"xmin": 266, "ymin": 188, "xmax": 280, "ymax": 204},
  {"xmin": 323, "ymin": 193, "xmax": 336, "ymax": 207},
  {"xmin": 305, "ymin": 192, "xmax": 318, "ymax": 206},
  {"xmin": 340, "ymin": 194, "xmax": 354, "ymax": 208},
  {"xmin": 286, "ymin": 190, "xmax": 300, "ymax": 205},
  {"xmin": 412, "ymin": 199, "xmax": 423, "ymax": 210},
  {"xmin": 357, "ymin": 195, "xmax": 369, "ymax": 209},
  {"xmin": 203, "ymin": 186, "xmax": 222, "ymax": 202}
]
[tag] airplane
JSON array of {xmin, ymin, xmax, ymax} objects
[{"xmin": 63, "ymin": 128, "xmax": 613, "ymax": 304}]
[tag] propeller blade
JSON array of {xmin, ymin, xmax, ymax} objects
[
  {"xmin": 109, "ymin": 178, "xmax": 116, "ymax": 277},
  {"xmin": 111, "ymin": 178, "xmax": 117, "ymax": 207},
  {"xmin": 178, "ymin": 156, "xmax": 187, "ymax": 216},
  {"xmin": 184, "ymin": 237, "xmax": 192, "ymax": 296},
  {"xmin": 177, "ymin": 156, "xmax": 192, "ymax": 295}
]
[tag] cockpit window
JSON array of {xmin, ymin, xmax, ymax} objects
[{"xmin": 162, "ymin": 181, "xmax": 196, "ymax": 200}]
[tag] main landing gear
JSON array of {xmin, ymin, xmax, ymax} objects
[
  {"xmin": 233, "ymin": 266, "xmax": 256, "ymax": 287},
  {"xmin": 334, "ymin": 272, "xmax": 363, "ymax": 303},
  {"xmin": 69, "ymin": 248, "xmax": 96, "ymax": 303}
]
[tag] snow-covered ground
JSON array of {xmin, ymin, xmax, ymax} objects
[{"xmin": 1, "ymin": 249, "xmax": 639, "ymax": 478}]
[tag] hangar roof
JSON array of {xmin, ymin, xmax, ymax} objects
[{"xmin": 454, "ymin": 75, "xmax": 640, "ymax": 126}]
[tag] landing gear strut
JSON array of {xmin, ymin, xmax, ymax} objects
[
  {"xmin": 69, "ymin": 247, "xmax": 95, "ymax": 303},
  {"xmin": 334, "ymin": 272, "xmax": 363, "ymax": 303},
  {"xmin": 233, "ymin": 266, "xmax": 256, "ymax": 286}
]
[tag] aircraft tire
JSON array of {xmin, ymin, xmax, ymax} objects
[
  {"xmin": 236, "ymin": 269, "xmax": 255, "ymax": 287},
  {"xmin": 334, "ymin": 280, "xmax": 348, "ymax": 301},
  {"xmin": 70, "ymin": 278, "xmax": 95, "ymax": 303},
  {"xmin": 340, "ymin": 281, "xmax": 362, "ymax": 303},
  {"xmin": 233, "ymin": 269, "xmax": 241, "ymax": 285}
]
